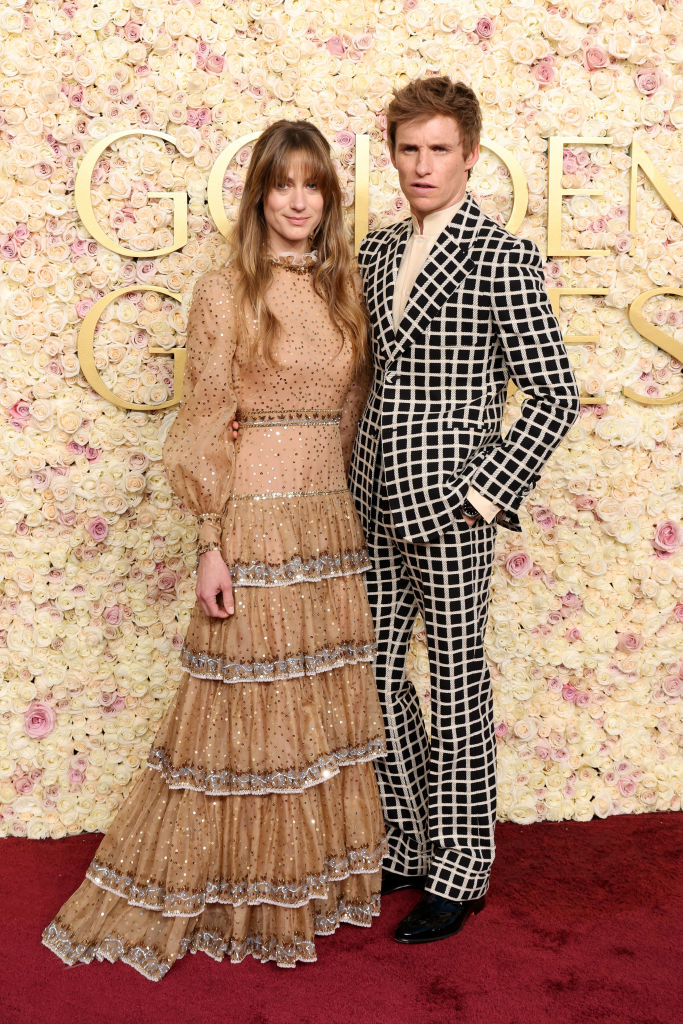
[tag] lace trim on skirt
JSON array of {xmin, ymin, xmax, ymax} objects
[
  {"xmin": 147, "ymin": 737, "xmax": 387, "ymax": 795},
  {"xmin": 230, "ymin": 548, "xmax": 371, "ymax": 588},
  {"xmin": 42, "ymin": 894, "xmax": 381, "ymax": 978},
  {"xmin": 180, "ymin": 640, "xmax": 377, "ymax": 684},
  {"xmin": 85, "ymin": 840, "xmax": 387, "ymax": 917}
]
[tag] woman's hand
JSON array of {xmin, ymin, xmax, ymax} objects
[{"xmin": 196, "ymin": 549, "xmax": 234, "ymax": 618}]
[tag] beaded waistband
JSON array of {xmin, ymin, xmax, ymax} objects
[{"xmin": 237, "ymin": 408, "xmax": 343, "ymax": 427}]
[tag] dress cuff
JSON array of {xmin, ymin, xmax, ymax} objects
[
  {"xmin": 466, "ymin": 486, "xmax": 500, "ymax": 524},
  {"xmin": 197, "ymin": 514, "xmax": 223, "ymax": 548}
]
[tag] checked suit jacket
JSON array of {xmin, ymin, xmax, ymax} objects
[{"xmin": 349, "ymin": 195, "xmax": 581, "ymax": 542}]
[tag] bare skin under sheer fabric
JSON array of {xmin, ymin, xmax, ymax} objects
[{"xmin": 42, "ymin": 256, "xmax": 387, "ymax": 977}]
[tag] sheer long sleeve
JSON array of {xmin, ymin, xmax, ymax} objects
[
  {"xmin": 340, "ymin": 360, "xmax": 372, "ymax": 474},
  {"xmin": 162, "ymin": 270, "xmax": 237, "ymax": 549},
  {"xmin": 340, "ymin": 272, "xmax": 372, "ymax": 474}
]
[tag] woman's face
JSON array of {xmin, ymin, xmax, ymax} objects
[{"xmin": 263, "ymin": 155, "xmax": 325, "ymax": 256}]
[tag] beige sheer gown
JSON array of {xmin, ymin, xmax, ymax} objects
[{"xmin": 42, "ymin": 254, "xmax": 387, "ymax": 977}]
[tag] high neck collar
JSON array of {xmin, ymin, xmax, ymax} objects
[
  {"xmin": 267, "ymin": 250, "xmax": 318, "ymax": 270},
  {"xmin": 410, "ymin": 196, "xmax": 466, "ymax": 238}
]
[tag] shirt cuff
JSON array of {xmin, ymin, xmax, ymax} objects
[{"xmin": 466, "ymin": 486, "xmax": 500, "ymax": 524}]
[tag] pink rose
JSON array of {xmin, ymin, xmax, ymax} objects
[
  {"xmin": 8, "ymin": 400, "xmax": 31, "ymax": 428},
  {"xmin": 616, "ymin": 632, "xmax": 643, "ymax": 652},
  {"xmin": 87, "ymin": 516, "xmax": 109, "ymax": 542},
  {"xmin": 575, "ymin": 691, "xmax": 591, "ymax": 708},
  {"xmin": 334, "ymin": 130, "xmax": 355, "ymax": 148},
  {"xmin": 531, "ymin": 62, "xmax": 555, "ymax": 85},
  {"xmin": 104, "ymin": 605, "xmax": 123, "ymax": 625},
  {"xmin": 564, "ymin": 628, "xmax": 581, "ymax": 642},
  {"xmin": 562, "ymin": 684, "xmax": 578, "ymax": 702},
  {"xmin": 102, "ymin": 695, "xmax": 126, "ymax": 715},
  {"xmin": 673, "ymin": 603, "xmax": 683, "ymax": 623},
  {"xmin": 157, "ymin": 570, "xmax": 178, "ymax": 592},
  {"xmin": 123, "ymin": 20, "xmax": 141, "ymax": 42},
  {"xmin": 662, "ymin": 676, "xmax": 680, "ymax": 698},
  {"xmin": 634, "ymin": 68, "xmax": 663, "ymax": 95},
  {"xmin": 562, "ymin": 150, "xmax": 579, "ymax": 174},
  {"xmin": 532, "ymin": 508, "xmax": 557, "ymax": 531},
  {"xmin": 653, "ymin": 520, "xmax": 682, "ymax": 556},
  {"xmin": 495, "ymin": 721, "xmax": 509, "ymax": 738},
  {"xmin": 547, "ymin": 677, "xmax": 563, "ymax": 693},
  {"xmin": 75, "ymin": 298, "xmax": 94, "ymax": 318},
  {"xmin": 68, "ymin": 768, "xmax": 85, "ymax": 787},
  {"xmin": 206, "ymin": 52, "xmax": 225, "ymax": 74},
  {"xmin": 584, "ymin": 45, "xmax": 609, "ymax": 71},
  {"xmin": 326, "ymin": 35, "xmax": 346, "ymax": 57},
  {"xmin": 1, "ymin": 237, "xmax": 18, "ymax": 259},
  {"xmin": 12, "ymin": 771, "xmax": 34, "ymax": 795},
  {"xmin": 505, "ymin": 551, "xmax": 532, "ymax": 578},
  {"xmin": 24, "ymin": 702, "xmax": 56, "ymax": 739},
  {"xmin": 613, "ymin": 233, "xmax": 633, "ymax": 254},
  {"xmin": 561, "ymin": 592, "xmax": 582, "ymax": 609},
  {"xmin": 475, "ymin": 17, "xmax": 495, "ymax": 38}
]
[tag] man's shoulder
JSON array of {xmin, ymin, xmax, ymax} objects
[
  {"xmin": 470, "ymin": 205, "xmax": 541, "ymax": 266},
  {"xmin": 358, "ymin": 219, "xmax": 409, "ymax": 258}
]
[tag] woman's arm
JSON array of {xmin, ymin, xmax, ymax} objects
[
  {"xmin": 162, "ymin": 271, "xmax": 237, "ymax": 617},
  {"xmin": 340, "ymin": 360, "xmax": 372, "ymax": 475}
]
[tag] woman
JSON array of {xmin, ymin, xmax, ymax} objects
[{"xmin": 42, "ymin": 121, "xmax": 386, "ymax": 977}]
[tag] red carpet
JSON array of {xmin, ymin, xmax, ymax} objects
[{"xmin": 2, "ymin": 813, "xmax": 680, "ymax": 1024}]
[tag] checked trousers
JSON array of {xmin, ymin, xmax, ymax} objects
[{"xmin": 364, "ymin": 484, "xmax": 499, "ymax": 903}]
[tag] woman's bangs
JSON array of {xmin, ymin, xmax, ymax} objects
[{"xmin": 266, "ymin": 144, "xmax": 329, "ymax": 191}]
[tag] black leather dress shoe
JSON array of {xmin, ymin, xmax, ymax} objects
[
  {"xmin": 381, "ymin": 868, "xmax": 427, "ymax": 896},
  {"xmin": 394, "ymin": 891, "xmax": 485, "ymax": 944}
]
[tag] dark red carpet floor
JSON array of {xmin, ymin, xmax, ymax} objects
[{"xmin": 1, "ymin": 813, "xmax": 680, "ymax": 1024}]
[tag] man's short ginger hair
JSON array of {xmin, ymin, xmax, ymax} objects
[{"xmin": 386, "ymin": 77, "xmax": 482, "ymax": 158}]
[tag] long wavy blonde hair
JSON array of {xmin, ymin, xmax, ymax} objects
[{"xmin": 230, "ymin": 120, "xmax": 367, "ymax": 370}]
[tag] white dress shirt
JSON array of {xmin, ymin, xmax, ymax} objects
[{"xmin": 393, "ymin": 200, "xmax": 500, "ymax": 523}]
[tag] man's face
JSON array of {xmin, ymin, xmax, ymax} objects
[{"xmin": 390, "ymin": 114, "xmax": 479, "ymax": 228}]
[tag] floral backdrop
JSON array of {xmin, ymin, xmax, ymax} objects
[{"xmin": 0, "ymin": 0, "xmax": 681, "ymax": 838}]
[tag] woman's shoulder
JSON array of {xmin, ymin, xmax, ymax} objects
[{"xmin": 193, "ymin": 262, "xmax": 237, "ymax": 297}]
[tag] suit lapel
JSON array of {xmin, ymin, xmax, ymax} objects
[
  {"xmin": 367, "ymin": 221, "xmax": 410, "ymax": 366},
  {"xmin": 384, "ymin": 197, "xmax": 484, "ymax": 366}
]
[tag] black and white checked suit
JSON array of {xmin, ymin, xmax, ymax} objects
[{"xmin": 349, "ymin": 196, "xmax": 580, "ymax": 902}]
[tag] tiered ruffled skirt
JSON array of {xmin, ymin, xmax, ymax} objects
[{"xmin": 42, "ymin": 491, "xmax": 387, "ymax": 978}]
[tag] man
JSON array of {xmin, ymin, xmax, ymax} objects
[{"xmin": 349, "ymin": 77, "xmax": 580, "ymax": 944}]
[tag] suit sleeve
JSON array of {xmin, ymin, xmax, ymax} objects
[{"xmin": 466, "ymin": 239, "xmax": 580, "ymax": 514}]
